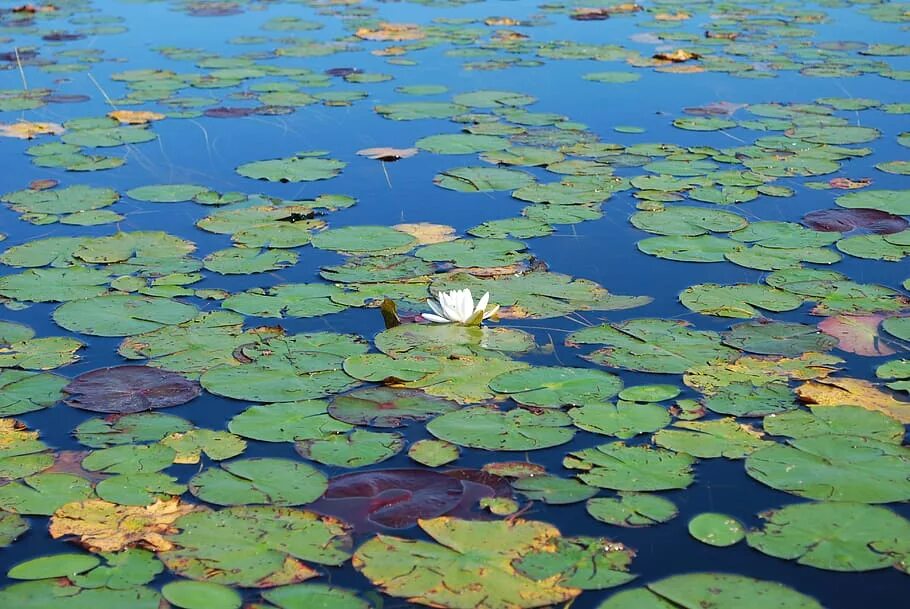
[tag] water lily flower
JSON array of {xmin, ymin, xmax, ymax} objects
[{"xmin": 423, "ymin": 288, "xmax": 499, "ymax": 325}]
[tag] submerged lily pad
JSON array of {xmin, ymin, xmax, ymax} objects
[
  {"xmin": 328, "ymin": 387, "xmax": 457, "ymax": 428},
  {"xmin": 64, "ymin": 366, "xmax": 201, "ymax": 413}
]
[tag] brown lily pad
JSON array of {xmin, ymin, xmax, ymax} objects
[
  {"xmin": 802, "ymin": 208, "xmax": 908, "ymax": 234},
  {"xmin": 64, "ymin": 365, "xmax": 201, "ymax": 413}
]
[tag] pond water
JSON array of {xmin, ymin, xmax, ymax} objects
[{"xmin": 0, "ymin": 0, "xmax": 908, "ymax": 608}]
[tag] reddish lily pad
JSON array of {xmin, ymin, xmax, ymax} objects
[
  {"xmin": 64, "ymin": 366, "xmax": 201, "ymax": 413},
  {"xmin": 803, "ymin": 208, "xmax": 908, "ymax": 234},
  {"xmin": 310, "ymin": 469, "xmax": 464, "ymax": 532},
  {"xmin": 327, "ymin": 387, "xmax": 458, "ymax": 428}
]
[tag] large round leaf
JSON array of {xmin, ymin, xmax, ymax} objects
[
  {"xmin": 188, "ymin": 458, "xmax": 327, "ymax": 506},
  {"xmin": 54, "ymin": 294, "xmax": 198, "ymax": 337},
  {"xmin": 427, "ymin": 407, "xmax": 575, "ymax": 451},
  {"xmin": 745, "ymin": 436, "xmax": 910, "ymax": 502},
  {"xmin": 488, "ymin": 366, "xmax": 622, "ymax": 407},
  {"xmin": 64, "ymin": 366, "xmax": 201, "ymax": 413},
  {"xmin": 160, "ymin": 506, "xmax": 352, "ymax": 587},
  {"xmin": 328, "ymin": 387, "xmax": 457, "ymax": 427}
]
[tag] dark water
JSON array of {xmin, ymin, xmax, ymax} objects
[{"xmin": 0, "ymin": 0, "xmax": 908, "ymax": 607}]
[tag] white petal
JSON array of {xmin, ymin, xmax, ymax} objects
[
  {"xmin": 426, "ymin": 298, "xmax": 446, "ymax": 318},
  {"xmin": 457, "ymin": 289, "xmax": 473, "ymax": 322},
  {"xmin": 422, "ymin": 313, "xmax": 453, "ymax": 324},
  {"xmin": 482, "ymin": 304, "xmax": 500, "ymax": 320},
  {"xmin": 474, "ymin": 291, "xmax": 490, "ymax": 315}
]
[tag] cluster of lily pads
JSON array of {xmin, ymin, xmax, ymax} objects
[{"xmin": 0, "ymin": 1, "xmax": 909, "ymax": 609}]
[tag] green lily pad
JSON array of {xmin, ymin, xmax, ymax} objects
[
  {"xmin": 836, "ymin": 189, "xmax": 909, "ymax": 215},
  {"xmin": 53, "ymin": 294, "xmax": 199, "ymax": 337},
  {"xmin": 0, "ymin": 581, "xmax": 162, "ymax": 608},
  {"xmin": 570, "ymin": 401, "xmax": 671, "ymax": 439},
  {"xmin": 564, "ymin": 443, "xmax": 695, "ymax": 491},
  {"xmin": 296, "ymin": 430, "xmax": 404, "ymax": 468},
  {"xmin": 654, "ymin": 419, "xmax": 769, "ymax": 459},
  {"xmin": 161, "ymin": 581, "xmax": 241, "ymax": 609},
  {"xmin": 159, "ymin": 429, "xmax": 246, "ymax": 463},
  {"xmin": 95, "ymin": 473, "xmax": 186, "ymax": 506},
  {"xmin": 117, "ymin": 311, "xmax": 280, "ymax": 378},
  {"xmin": 597, "ymin": 573, "xmax": 823, "ymax": 609},
  {"xmin": 618, "ymin": 385, "xmax": 681, "ymax": 403},
  {"xmin": 203, "ymin": 248, "xmax": 298, "ymax": 274},
  {"xmin": 416, "ymin": 238, "xmax": 529, "ymax": 268},
  {"xmin": 408, "ymin": 440, "xmax": 460, "ymax": 467},
  {"xmin": 416, "ymin": 133, "xmax": 509, "ymax": 154},
  {"xmin": 428, "ymin": 406, "xmax": 574, "ymax": 451},
  {"xmin": 568, "ymin": 318, "xmax": 737, "ymax": 374},
  {"xmin": 229, "ymin": 401, "xmax": 351, "ymax": 442},
  {"xmin": 745, "ymin": 436, "xmax": 910, "ymax": 503},
  {"xmin": 680, "ymin": 283, "xmax": 804, "ymax": 318},
  {"xmin": 512, "ymin": 475, "xmax": 598, "ymax": 505},
  {"xmin": 747, "ymin": 502, "xmax": 910, "ymax": 572},
  {"xmin": 723, "ymin": 321, "xmax": 838, "ymax": 356},
  {"xmin": 0, "ymin": 267, "xmax": 111, "ymax": 303},
  {"xmin": 399, "ymin": 355, "xmax": 530, "ymax": 403},
  {"xmin": 0, "ymin": 510, "xmax": 28, "ymax": 547},
  {"xmin": 74, "ymin": 413, "xmax": 194, "ymax": 448},
  {"xmin": 375, "ymin": 324, "xmax": 535, "ymax": 359},
  {"xmin": 126, "ymin": 184, "xmax": 209, "ymax": 203},
  {"xmin": 763, "ymin": 404, "xmax": 904, "ymax": 443},
  {"xmin": 375, "ymin": 102, "xmax": 466, "ymax": 120},
  {"xmin": 262, "ymin": 584, "xmax": 372, "ymax": 609},
  {"xmin": 433, "ymin": 166, "xmax": 535, "ymax": 192},
  {"xmin": 630, "ymin": 206, "xmax": 747, "ymax": 236},
  {"xmin": 489, "ymin": 366, "xmax": 622, "ymax": 407},
  {"xmin": 703, "ymin": 382, "xmax": 798, "ymax": 417},
  {"xmin": 837, "ymin": 231, "xmax": 910, "ymax": 262},
  {"xmin": 189, "ymin": 458, "xmax": 327, "ymax": 506},
  {"xmin": 2, "ymin": 184, "xmax": 118, "ymax": 216},
  {"xmin": 513, "ymin": 534, "xmax": 636, "ymax": 590},
  {"xmin": 638, "ymin": 235, "xmax": 737, "ymax": 262},
  {"xmin": 586, "ymin": 493, "xmax": 678, "ymax": 528},
  {"xmin": 0, "ymin": 473, "xmax": 95, "ymax": 515},
  {"xmin": 688, "ymin": 513, "xmax": 745, "ymax": 547},
  {"xmin": 354, "ymin": 517, "xmax": 585, "ymax": 608},
  {"xmin": 223, "ymin": 284, "xmax": 347, "ymax": 319},
  {"xmin": 311, "ymin": 226, "xmax": 416, "ymax": 254},
  {"xmin": 433, "ymin": 271, "xmax": 649, "ymax": 319},
  {"xmin": 8, "ymin": 553, "xmax": 100, "ymax": 580},
  {"xmin": 0, "ymin": 370, "xmax": 70, "ymax": 416},
  {"xmin": 200, "ymin": 333, "xmax": 366, "ymax": 403},
  {"xmin": 160, "ymin": 506, "xmax": 352, "ymax": 587},
  {"xmin": 81, "ymin": 443, "xmax": 175, "ymax": 475},
  {"xmin": 69, "ymin": 548, "xmax": 162, "ymax": 589},
  {"xmin": 237, "ymin": 154, "xmax": 345, "ymax": 182},
  {"xmin": 321, "ymin": 255, "xmax": 433, "ymax": 283}
]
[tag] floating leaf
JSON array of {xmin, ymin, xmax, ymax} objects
[
  {"xmin": 570, "ymin": 401, "xmax": 670, "ymax": 439},
  {"xmin": 160, "ymin": 506, "xmax": 351, "ymax": 587},
  {"xmin": 433, "ymin": 166, "xmax": 534, "ymax": 192},
  {"xmin": 564, "ymin": 443, "xmax": 695, "ymax": 491},
  {"xmin": 161, "ymin": 581, "xmax": 241, "ymax": 609},
  {"xmin": 489, "ymin": 366, "xmax": 622, "ymax": 407},
  {"xmin": 598, "ymin": 573, "xmax": 823, "ymax": 609},
  {"xmin": 54, "ymin": 294, "xmax": 199, "ymax": 337},
  {"xmin": 688, "ymin": 513, "xmax": 745, "ymax": 547},
  {"xmin": 237, "ymin": 154, "xmax": 345, "ymax": 182},
  {"xmin": 586, "ymin": 493, "xmax": 678, "ymax": 528},
  {"xmin": 745, "ymin": 436, "xmax": 910, "ymax": 503},
  {"xmin": 328, "ymin": 387, "xmax": 457, "ymax": 428},
  {"xmin": 747, "ymin": 502, "xmax": 910, "ymax": 572},
  {"xmin": 723, "ymin": 321, "xmax": 838, "ymax": 356},
  {"xmin": 512, "ymin": 475, "xmax": 597, "ymax": 505},
  {"xmin": 428, "ymin": 406, "xmax": 574, "ymax": 451},
  {"xmin": 654, "ymin": 419, "xmax": 769, "ymax": 459},
  {"xmin": 353, "ymin": 517, "xmax": 582, "ymax": 609},
  {"xmin": 64, "ymin": 366, "xmax": 200, "ymax": 413},
  {"xmin": 0, "ymin": 473, "xmax": 95, "ymax": 515},
  {"xmin": 296, "ymin": 430, "xmax": 404, "ymax": 468},
  {"xmin": 50, "ymin": 498, "xmax": 200, "ymax": 552},
  {"xmin": 568, "ymin": 319, "xmax": 737, "ymax": 374},
  {"xmin": 189, "ymin": 458, "xmax": 326, "ymax": 506},
  {"xmin": 795, "ymin": 377, "xmax": 910, "ymax": 423}
]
